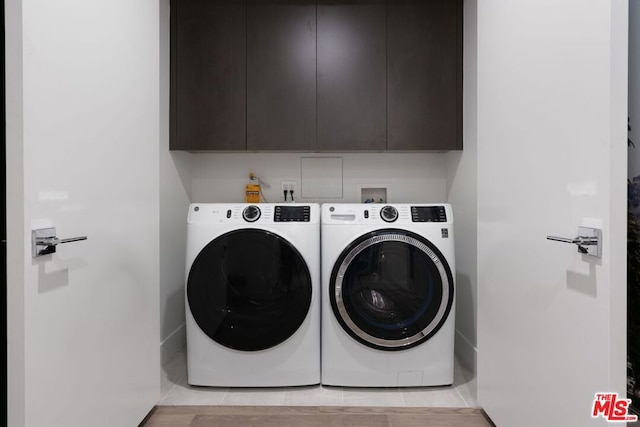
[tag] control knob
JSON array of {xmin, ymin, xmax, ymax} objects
[
  {"xmin": 380, "ymin": 205, "xmax": 398, "ymax": 223},
  {"xmin": 242, "ymin": 205, "xmax": 261, "ymax": 222}
]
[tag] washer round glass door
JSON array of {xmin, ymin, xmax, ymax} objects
[
  {"xmin": 187, "ymin": 229, "xmax": 312, "ymax": 351},
  {"xmin": 330, "ymin": 229, "xmax": 454, "ymax": 351}
]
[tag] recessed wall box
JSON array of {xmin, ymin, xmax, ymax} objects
[{"xmin": 361, "ymin": 187, "xmax": 387, "ymax": 203}]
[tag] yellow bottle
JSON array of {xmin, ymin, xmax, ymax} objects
[{"xmin": 245, "ymin": 173, "xmax": 261, "ymax": 203}]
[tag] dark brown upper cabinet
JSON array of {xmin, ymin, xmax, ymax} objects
[
  {"xmin": 170, "ymin": 0, "xmax": 463, "ymax": 152},
  {"xmin": 247, "ymin": 1, "xmax": 317, "ymax": 150},
  {"xmin": 316, "ymin": 0, "xmax": 387, "ymax": 151},
  {"xmin": 170, "ymin": 0, "xmax": 247, "ymax": 150},
  {"xmin": 387, "ymin": 0, "xmax": 463, "ymax": 150}
]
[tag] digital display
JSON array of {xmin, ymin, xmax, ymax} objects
[
  {"xmin": 274, "ymin": 206, "xmax": 311, "ymax": 222},
  {"xmin": 411, "ymin": 206, "xmax": 447, "ymax": 222}
]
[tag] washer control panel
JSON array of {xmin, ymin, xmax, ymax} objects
[
  {"xmin": 411, "ymin": 206, "xmax": 447, "ymax": 222},
  {"xmin": 323, "ymin": 204, "xmax": 452, "ymax": 225}
]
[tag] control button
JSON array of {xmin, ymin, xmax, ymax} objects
[
  {"xmin": 226, "ymin": 209, "xmax": 232, "ymax": 218},
  {"xmin": 242, "ymin": 205, "xmax": 261, "ymax": 222},
  {"xmin": 380, "ymin": 205, "xmax": 398, "ymax": 223},
  {"xmin": 364, "ymin": 210, "xmax": 369, "ymax": 219}
]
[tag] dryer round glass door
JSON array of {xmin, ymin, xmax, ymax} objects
[
  {"xmin": 330, "ymin": 229, "xmax": 454, "ymax": 351},
  {"xmin": 187, "ymin": 229, "xmax": 312, "ymax": 351}
]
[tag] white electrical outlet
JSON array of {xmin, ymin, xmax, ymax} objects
[{"xmin": 280, "ymin": 181, "xmax": 297, "ymax": 201}]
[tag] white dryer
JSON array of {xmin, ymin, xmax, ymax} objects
[
  {"xmin": 321, "ymin": 203, "xmax": 455, "ymax": 387},
  {"xmin": 185, "ymin": 203, "xmax": 320, "ymax": 387}
]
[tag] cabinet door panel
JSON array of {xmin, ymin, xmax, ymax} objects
[
  {"xmin": 317, "ymin": 0, "xmax": 386, "ymax": 150},
  {"xmin": 171, "ymin": 0, "xmax": 246, "ymax": 150},
  {"xmin": 247, "ymin": 1, "xmax": 316, "ymax": 150},
  {"xmin": 387, "ymin": 0, "xmax": 462, "ymax": 150}
]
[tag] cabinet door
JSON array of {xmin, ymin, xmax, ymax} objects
[
  {"xmin": 171, "ymin": 0, "xmax": 246, "ymax": 150},
  {"xmin": 247, "ymin": 1, "xmax": 316, "ymax": 150},
  {"xmin": 387, "ymin": 0, "xmax": 462, "ymax": 150},
  {"xmin": 317, "ymin": 0, "xmax": 386, "ymax": 150}
]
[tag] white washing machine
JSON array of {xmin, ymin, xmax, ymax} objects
[
  {"xmin": 185, "ymin": 203, "xmax": 320, "ymax": 387},
  {"xmin": 321, "ymin": 203, "xmax": 455, "ymax": 387}
]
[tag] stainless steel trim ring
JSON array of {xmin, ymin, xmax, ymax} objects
[{"xmin": 334, "ymin": 233, "xmax": 450, "ymax": 348}]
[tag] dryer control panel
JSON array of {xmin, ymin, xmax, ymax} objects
[
  {"xmin": 188, "ymin": 203, "xmax": 319, "ymax": 224},
  {"xmin": 274, "ymin": 205, "xmax": 311, "ymax": 222}
]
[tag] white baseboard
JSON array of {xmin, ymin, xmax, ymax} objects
[
  {"xmin": 160, "ymin": 323, "xmax": 186, "ymax": 367},
  {"xmin": 455, "ymin": 329, "xmax": 477, "ymax": 375}
]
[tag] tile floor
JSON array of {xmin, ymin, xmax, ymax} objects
[{"xmin": 160, "ymin": 348, "xmax": 479, "ymax": 408}]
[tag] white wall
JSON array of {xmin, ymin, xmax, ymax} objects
[
  {"xmin": 190, "ymin": 152, "xmax": 448, "ymax": 203},
  {"xmin": 159, "ymin": 0, "xmax": 192, "ymax": 365},
  {"xmin": 445, "ymin": 0, "xmax": 478, "ymax": 376},
  {"xmin": 631, "ymin": 0, "xmax": 640, "ymax": 178}
]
